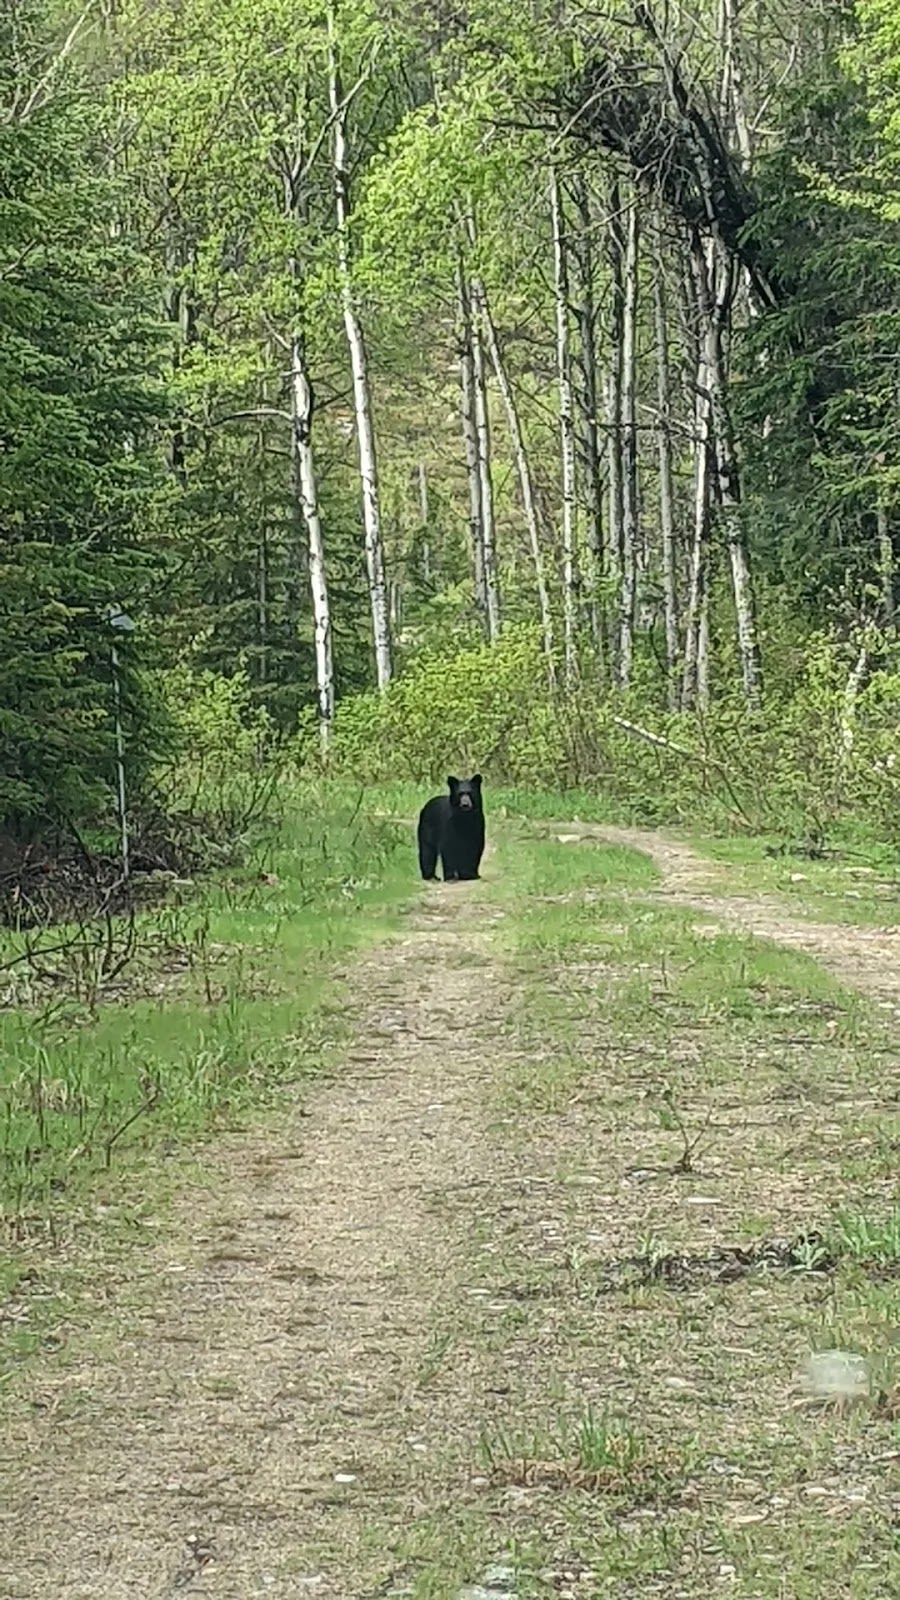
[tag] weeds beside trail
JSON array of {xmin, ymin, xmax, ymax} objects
[{"xmin": 1, "ymin": 808, "xmax": 898, "ymax": 1599}]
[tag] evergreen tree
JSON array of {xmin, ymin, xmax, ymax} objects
[{"xmin": 0, "ymin": 4, "xmax": 171, "ymax": 834}]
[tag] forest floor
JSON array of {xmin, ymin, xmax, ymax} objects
[{"xmin": 1, "ymin": 818, "xmax": 899, "ymax": 1599}]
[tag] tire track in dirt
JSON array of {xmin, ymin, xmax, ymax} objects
[
  {"xmin": 553, "ymin": 821, "xmax": 900, "ymax": 1008},
  {"xmin": 0, "ymin": 876, "xmax": 516, "ymax": 1600}
]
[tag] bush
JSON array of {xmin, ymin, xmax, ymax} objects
[
  {"xmin": 309, "ymin": 622, "xmax": 900, "ymax": 847},
  {"xmin": 324, "ymin": 623, "xmax": 561, "ymax": 782}
]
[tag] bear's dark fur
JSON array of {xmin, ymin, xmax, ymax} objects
[{"xmin": 417, "ymin": 774, "xmax": 485, "ymax": 882}]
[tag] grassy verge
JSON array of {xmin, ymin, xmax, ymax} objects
[
  {"xmin": 362, "ymin": 776, "xmax": 900, "ymax": 927},
  {"xmin": 400, "ymin": 831, "xmax": 899, "ymax": 1599},
  {"xmin": 0, "ymin": 781, "xmax": 415, "ymax": 1378},
  {"xmin": 689, "ymin": 833, "xmax": 900, "ymax": 926}
]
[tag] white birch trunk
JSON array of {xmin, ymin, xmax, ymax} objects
[
  {"xmin": 457, "ymin": 260, "xmax": 488, "ymax": 625},
  {"xmin": 571, "ymin": 170, "xmax": 604, "ymax": 651},
  {"xmin": 681, "ymin": 285, "xmax": 712, "ymax": 712},
  {"xmin": 652, "ymin": 241, "xmax": 681, "ymax": 707},
  {"xmin": 469, "ymin": 286, "xmax": 501, "ymax": 641},
  {"xmin": 698, "ymin": 238, "xmax": 763, "ymax": 708},
  {"xmin": 697, "ymin": 587, "xmax": 710, "ymax": 709},
  {"xmin": 328, "ymin": 20, "xmax": 392, "ymax": 688},
  {"xmin": 605, "ymin": 181, "xmax": 625, "ymax": 598},
  {"xmin": 720, "ymin": 0, "xmax": 752, "ymax": 172},
  {"xmin": 290, "ymin": 332, "xmax": 334, "ymax": 750},
  {"xmin": 550, "ymin": 167, "xmax": 578, "ymax": 687},
  {"xmin": 617, "ymin": 198, "xmax": 640, "ymax": 687},
  {"xmin": 476, "ymin": 277, "xmax": 555, "ymax": 678},
  {"xmin": 417, "ymin": 461, "xmax": 431, "ymax": 587}
]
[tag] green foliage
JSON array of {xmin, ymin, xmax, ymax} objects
[
  {"xmin": 737, "ymin": 38, "xmax": 900, "ymax": 613},
  {"xmin": 317, "ymin": 620, "xmax": 900, "ymax": 847},
  {"xmin": 324, "ymin": 623, "xmax": 563, "ymax": 782},
  {"xmin": 0, "ymin": 778, "xmax": 410, "ymax": 1228},
  {"xmin": 0, "ymin": 5, "xmax": 171, "ymax": 833}
]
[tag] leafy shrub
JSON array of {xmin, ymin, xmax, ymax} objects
[
  {"xmin": 324, "ymin": 623, "xmax": 559, "ymax": 782},
  {"xmin": 154, "ymin": 665, "xmax": 275, "ymax": 810},
  {"xmin": 310, "ymin": 622, "xmax": 900, "ymax": 847}
]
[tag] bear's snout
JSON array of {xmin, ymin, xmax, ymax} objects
[{"xmin": 458, "ymin": 793, "xmax": 473, "ymax": 809}]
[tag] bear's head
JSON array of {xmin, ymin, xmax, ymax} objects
[{"xmin": 448, "ymin": 774, "xmax": 483, "ymax": 812}]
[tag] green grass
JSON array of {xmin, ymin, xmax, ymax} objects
[
  {"xmin": 0, "ymin": 781, "xmax": 416, "ymax": 1374},
  {"xmin": 423, "ymin": 827, "xmax": 900, "ymax": 1600},
  {"xmin": 690, "ymin": 833, "xmax": 900, "ymax": 926},
  {"xmin": 3, "ymin": 786, "xmax": 899, "ymax": 1594},
  {"xmin": 358, "ymin": 774, "xmax": 900, "ymax": 929}
]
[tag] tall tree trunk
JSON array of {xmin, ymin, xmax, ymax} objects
[
  {"xmin": 618, "ymin": 196, "xmax": 640, "ymax": 687},
  {"xmin": 571, "ymin": 170, "xmax": 604, "ymax": 651},
  {"xmin": 550, "ymin": 166, "xmax": 578, "ymax": 686},
  {"xmin": 280, "ymin": 106, "xmax": 334, "ymax": 748},
  {"xmin": 605, "ymin": 179, "xmax": 625, "ymax": 599},
  {"xmin": 681, "ymin": 258, "xmax": 712, "ymax": 713},
  {"xmin": 877, "ymin": 495, "xmax": 895, "ymax": 626},
  {"xmin": 290, "ymin": 330, "xmax": 334, "ymax": 749},
  {"xmin": 469, "ymin": 276, "xmax": 501, "ymax": 641},
  {"xmin": 652, "ymin": 235, "xmax": 681, "ymax": 706},
  {"xmin": 417, "ymin": 461, "xmax": 431, "ymax": 587},
  {"xmin": 697, "ymin": 587, "xmax": 710, "ymax": 709},
  {"xmin": 457, "ymin": 259, "xmax": 488, "ymax": 628},
  {"xmin": 719, "ymin": 0, "xmax": 752, "ymax": 171},
  {"xmin": 328, "ymin": 18, "xmax": 392, "ymax": 687},
  {"xmin": 693, "ymin": 234, "xmax": 763, "ymax": 708},
  {"xmin": 476, "ymin": 278, "xmax": 555, "ymax": 679}
]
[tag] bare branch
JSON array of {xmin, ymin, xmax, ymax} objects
[{"xmin": 7, "ymin": 2, "xmax": 100, "ymax": 124}]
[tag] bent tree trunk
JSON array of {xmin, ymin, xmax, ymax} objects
[
  {"xmin": 328, "ymin": 19, "xmax": 392, "ymax": 688},
  {"xmin": 550, "ymin": 166, "xmax": 579, "ymax": 687}
]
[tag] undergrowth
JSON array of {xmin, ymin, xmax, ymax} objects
[
  {"xmin": 310, "ymin": 622, "xmax": 900, "ymax": 852},
  {"xmin": 0, "ymin": 782, "xmax": 410, "ymax": 1249}
]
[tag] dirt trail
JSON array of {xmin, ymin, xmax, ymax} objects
[
  {"xmin": 1, "ymin": 881, "xmax": 516, "ymax": 1599},
  {"xmin": 2, "ymin": 824, "xmax": 899, "ymax": 1599},
  {"xmin": 558, "ymin": 821, "xmax": 900, "ymax": 1007}
]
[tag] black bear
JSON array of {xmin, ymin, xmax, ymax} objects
[{"xmin": 417, "ymin": 774, "xmax": 485, "ymax": 882}]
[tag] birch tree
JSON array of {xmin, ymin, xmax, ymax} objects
[
  {"xmin": 470, "ymin": 286, "xmax": 501, "ymax": 642},
  {"xmin": 550, "ymin": 165, "xmax": 578, "ymax": 686},
  {"xmin": 571, "ymin": 169, "xmax": 604, "ymax": 652},
  {"xmin": 277, "ymin": 109, "xmax": 336, "ymax": 746},
  {"xmin": 604, "ymin": 179, "xmax": 625, "ymax": 647},
  {"xmin": 618, "ymin": 194, "xmax": 640, "ymax": 687},
  {"xmin": 327, "ymin": 10, "xmax": 392, "ymax": 688},
  {"xmin": 651, "ymin": 230, "xmax": 680, "ymax": 705},
  {"xmin": 457, "ymin": 257, "xmax": 488, "ymax": 628}
]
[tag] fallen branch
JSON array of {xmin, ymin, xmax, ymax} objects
[{"xmin": 611, "ymin": 713, "xmax": 755, "ymax": 827}]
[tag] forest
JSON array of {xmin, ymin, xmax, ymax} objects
[
  {"xmin": 3, "ymin": 6, "xmax": 900, "ymax": 1593},
  {"xmin": 3, "ymin": 0, "xmax": 900, "ymax": 869}
]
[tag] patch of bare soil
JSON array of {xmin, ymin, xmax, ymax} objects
[
  {"xmin": 0, "ymin": 875, "xmax": 517, "ymax": 1599},
  {"xmin": 559, "ymin": 821, "xmax": 900, "ymax": 1006}
]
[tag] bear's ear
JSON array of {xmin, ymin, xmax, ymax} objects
[
  {"xmin": 447, "ymin": 775, "xmax": 459, "ymax": 791},
  {"xmin": 471, "ymin": 773, "xmax": 483, "ymax": 787}
]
